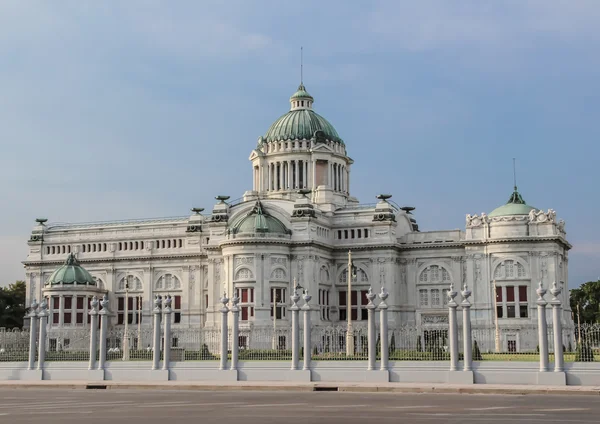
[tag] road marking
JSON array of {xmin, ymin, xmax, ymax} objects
[
  {"xmin": 389, "ymin": 405, "xmax": 436, "ymax": 409},
  {"xmin": 17, "ymin": 411, "xmax": 94, "ymax": 416},
  {"xmin": 468, "ymin": 406, "xmax": 513, "ymax": 411},
  {"xmin": 0, "ymin": 400, "xmax": 135, "ymax": 408},
  {"xmin": 536, "ymin": 408, "xmax": 589, "ymax": 412},
  {"xmin": 238, "ymin": 403, "xmax": 309, "ymax": 408},
  {"xmin": 0, "ymin": 401, "xmax": 136, "ymax": 410},
  {"xmin": 138, "ymin": 402, "xmax": 245, "ymax": 408},
  {"xmin": 313, "ymin": 404, "xmax": 368, "ymax": 409}
]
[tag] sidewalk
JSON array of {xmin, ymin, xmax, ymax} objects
[{"xmin": 1, "ymin": 380, "xmax": 600, "ymax": 395}]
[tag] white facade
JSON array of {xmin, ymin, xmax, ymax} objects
[{"xmin": 23, "ymin": 84, "xmax": 573, "ymax": 351}]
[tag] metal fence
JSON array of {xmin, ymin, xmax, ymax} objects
[
  {"xmin": 0, "ymin": 328, "xmax": 30, "ymax": 362},
  {"xmin": 171, "ymin": 328, "xmax": 222, "ymax": 361},
  {"xmin": 310, "ymin": 326, "xmax": 369, "ymax": 360},
  {"xmin": 572, "ymin": 323, "xmax": 600, "ymax": 362},
  {"xmin": 471, "ymin": 327, "xmax": 542, "ymax": 361},
  {"xmin": 45, "ymin": 329, "xmax": 90, "ymax": 361},
  {"xmin": 387, "ymin": 326, "xmax": 451, "ymax": 361},
  {"xmin": 106, "ymin": 328, "xmax": 156, "ymax": 361}
]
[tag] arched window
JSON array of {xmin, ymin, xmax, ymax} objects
[
  {"xmin": 236, "ymin": 268, "xmax": 254, "ymax": 280},
  {"xmin": 320, "ymin": 267, "xmax": 330, "ymax": 284},
  {"xmin": 339, "ymin": 268, "xmax": 368, "ymax": 284},
  {"xmin": 419, "ymin": 265, "xmax": 451, "ymax": 283},
  {"xmin": 155, "ymin": 273, "xmax": 181, "ymax": 291},
  {"xmin": 494, "ymin": 260, "xmax": 527, "ymax": 280},
  {"xmin": 269, "ymin": 268, "xmax": 286, "ymax": 281},
  {"xmin": 118, "ymin": 275, "xmax": 143, "ymax": 292},
  {"xmin": 92, "ymin": 276, "xmax": 105, "ymax": 290}
]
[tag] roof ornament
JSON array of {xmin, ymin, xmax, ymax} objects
[
  {"xmin": 65, "ymin": 252, "xmax": 78, "ymax": 266},
  {"xmin": 513, "ymin": 157, "xmax": 518, "ymax": 192},
  {"xmin": 300, "ymin": 46, "xmax": 303, "ymax": 86}
]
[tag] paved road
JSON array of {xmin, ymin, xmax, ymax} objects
[{"xmin": 0, "ymin": 388, "xmax": 597, "ymax": 424}]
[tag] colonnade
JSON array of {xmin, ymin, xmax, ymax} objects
[{"xmin": 259, "ymin": 159, "xmax": 349, "ymax": 193}]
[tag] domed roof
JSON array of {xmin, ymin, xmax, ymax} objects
[
  {"xmin": 489, "ymin": 187, "xmax": 537, "ymax": 217},
  {"xmin": 46, "ymin": 253, "xmax": 96, "ymax": 286},
  {"xmin": 230, "ymin": 201, "xmax": 290, "ymax": 235},
  {"xmin": 262, "ymin": 84, "xmax": 343, "ymax": 144}
]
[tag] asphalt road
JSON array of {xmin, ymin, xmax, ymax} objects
[{"xmin": 0, "ymin": 388, "xmax": 597, "ymax": 424}]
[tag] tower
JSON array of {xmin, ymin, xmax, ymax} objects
[{"xmin": 248, "ymin": 84, "xmax": 354, "ymax": 211}]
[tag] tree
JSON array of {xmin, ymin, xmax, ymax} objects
[
  {"xmin": 570, "ymin": 280, "xmax": 600, "ymax": 324},
  {"xmin": 0, "ymin": 281, "xmax": 27, "ymax": 329}
]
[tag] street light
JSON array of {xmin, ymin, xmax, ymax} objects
[
  {"xmin": 122, "ymin": 278, "xmax": 130, "ymax": 361},
  {"xmin": 272, "ymin": 287, "xmax": 281, "ymax": 350},
  {"xmin": 346, "ymin": 250, "xmax": 356, "ymax": 356}
]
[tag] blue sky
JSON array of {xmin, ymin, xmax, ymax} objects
[{"xmin": 1, "ymin": 1, "xmax": 599, "ymax": 288}]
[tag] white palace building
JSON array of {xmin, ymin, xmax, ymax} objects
[{"xmin": 23, "ymin": 83, "xmax": 574, "ymax": 352}]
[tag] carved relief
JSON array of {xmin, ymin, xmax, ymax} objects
[
  {"xmin": 235, "ymin": 256, "xmax": 253, "ymax": 268},
  {"xmin": 529, "ymin": 209, "xmax": 557, "ymax": 224},
  {"xmin": 421, "ymin": 315, "xmax": 449, "ymax": 324},
  {"xmin": 474, "ymin": 258, "xmax": 482, "ymax": 283},
  {"xmin": 271, "ymin": 256, "xmax": 287, "ymax": 266}
]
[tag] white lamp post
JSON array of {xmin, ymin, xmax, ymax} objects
[
  {"xmin": 346, "ymin": 250, "xmax": 355, "ymax": 356},
  {"xmin": 122, "ymin": 278, "xmax": 130, "ymax": 361}
]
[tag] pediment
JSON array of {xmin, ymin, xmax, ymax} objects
[
  {"xmin": 248, "ymin": 149, "xmax": 264, "ymax": 161},
  {"xmin": 310, "ymin": 143, "xmax": 334, "ymax": 153}
]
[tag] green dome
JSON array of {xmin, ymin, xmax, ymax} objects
[
  {"xmin": 46, "ymin": 253, "xmax": 96, "ymax": 286},
  {"xmin": 262, "ymin": 84, "xmax": 343, "ymax": 144},
  {"xmin": 489, "ymin": 188, "xmax": 537, "ymax": 217},
  {"xmin": 230, "ymin": 201, "xmax": 290, "ymax": 235}
]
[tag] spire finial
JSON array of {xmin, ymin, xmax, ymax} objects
[
  {"xmin": 513, "ymin": 157, "xmax": 517, "ymax": 191},
  {"xmin": 300, "ymin": 46, "xmax": 303, "ymax": 85}
]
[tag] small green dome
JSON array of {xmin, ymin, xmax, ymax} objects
[
  {"xmin": 230, "ymin": 201, "xmax": 290, "ymax": 235},
  {"xmin": 262, "ymin": 84, "xmax": 343, "ymax": 144},
  {"xmin": 46, "ymin": 253, "xmax": 96, "ymax": 286},
  {"xmin": 290, "ymin": 84, "xmax": 313, "ymax": 100},
  {"xmin": 489, "ymin": 188, "xmax": 537, "ymax": 217}
]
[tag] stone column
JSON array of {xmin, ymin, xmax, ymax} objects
[
  {"xmin": 378, "ymin": 288, "xmax": 389, "ymax": 371},
  {"xmin": 366, "ymin": 288, "xmax": 377, "ymax": 370},
  {"xmin": 448, "ymin": 284, "xmax": 459, "ymax": 371},
  {"xmin": 462, "ymin": 284, "xmax": 473, "ymax": 371},
  {"xmin": 27, "ymin": 299, "xmax": 39, "ymax": 370},
  {"xmin": 58, "ymin": 295, "xmax": 64, "ymax": 326},
  {"xmin": 37, "ymin": 299, "xmax": 48, "ymax": 371},
  {"xmin": 230, "ymin": 292, "xmax": 240, "ymax": 371},
  {"xmin": 304, "ymin": 161, "xmax": 308, "ymax": 189},
  {"xmin": 98, "ymin": 295, "xmax": 110, "ymax": 371},
  {"xmin": 537, "ymin": 282, "xmax": 549, "ymax": 372},
  {"xmin": 279, "ymin": 162, "xmax": 283, "ymax": 191},
  {"xmin": 152, "ymin": 295, "xmax": 162, "ymax": 370},
  {"xmin": 302, "ymin": 290, "xmax": 312, "ymax": 371},
  {"xmin": 290, "ymin": 287, "xmax": 301, "ymax": 370},
  {"xmin": 294, "ymin": 159, "xmax": 300, "ymax": 189},
  {"xmin": 550, "ymin": 282, "xmax": 564, "ymax": 372},
  {"xmin": 162, "ymin": 295, "xmax": 172, "ymax": 371},
  {"xmin": 88, "ymin": 296, "xmax": 99, "ymax": 371},
  {"xmin": 219, "ymin": 292, "xmax": 229, "ymax": 370}
]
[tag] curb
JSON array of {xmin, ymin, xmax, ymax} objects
[{"xmin": 1, "ymin": 382, "xmax": 600, "ymax": 396}]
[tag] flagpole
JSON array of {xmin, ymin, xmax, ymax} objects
[{"xmin": 346, "ymin": 250, "xmax": 354, "ymax": 356}]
